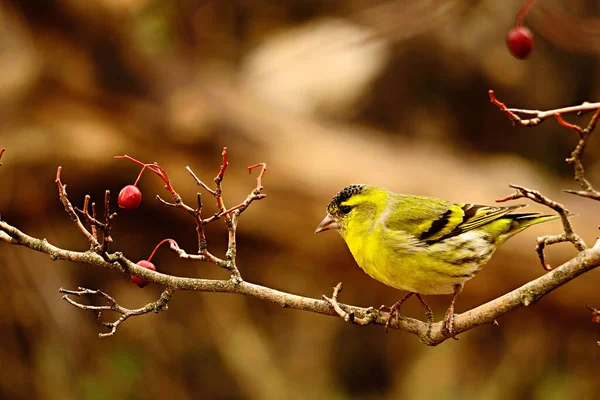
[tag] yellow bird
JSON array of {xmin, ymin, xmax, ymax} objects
[{"xmin": 315, "ymin": 184, "xmax": 559, "ymax": 335}]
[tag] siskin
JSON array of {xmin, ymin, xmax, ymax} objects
[{"xmin": 315, "ymin": 184, "xmax": 559, "ymax": 336}]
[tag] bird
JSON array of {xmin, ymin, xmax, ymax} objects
[{"xmin": 315, "ymin": 184, "xmax": 559, "ymax": 336}]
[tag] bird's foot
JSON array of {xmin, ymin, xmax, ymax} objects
[
  {"xmin": 441, "ymin": 284, "xmax": 463, "ymax": 340},
  {"xmin": 383, "ymin": 303, "xmax": 401, "ymax": 333},
  {"xmin": 382, "ymin": 292, "xmax": 415, "ymax": 333},
  {"xmin": 442, "ymin": 308, "xmax": 459, "ymax": 340}
]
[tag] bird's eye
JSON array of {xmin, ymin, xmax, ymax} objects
[{"xmin": 340, "ymin": 205, "xmax": 352, "ymax": 215}]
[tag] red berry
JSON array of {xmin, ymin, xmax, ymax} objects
[
  {"xmin": 506, "ymin": 26, "xmax": 533, "ymax": 59},
  {"xmin": 131, "ymin": 260, "xmax": 156, "ymax": 288},
  {"xmin": 118, "ymin": 185, "xmax": 142, "ymax": 209}
]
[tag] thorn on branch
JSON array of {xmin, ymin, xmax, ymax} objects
[
  {"xmin": 0, "ymin": 148, "xmax": 5, "ymax": 166},
  {"xmin": 59, "ymin": 286, "xmax": 175, "ymax": 338}
]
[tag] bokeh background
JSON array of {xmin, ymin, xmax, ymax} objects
[{"xmin": 2, "ymin": 0, "xmax": 600, "ymax": 399}]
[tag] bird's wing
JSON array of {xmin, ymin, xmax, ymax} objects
[
  {"xmin": 384, "ymin": 195, "xmax": 526, "ymax": 244},
  {"xmin": 418, "ymin": 203, "xmax": 527, "ymax": 243}
]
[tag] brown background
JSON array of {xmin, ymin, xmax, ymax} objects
[{"xmin": 1, "ymin": 0, "xmax": 600, "ymax": 399}]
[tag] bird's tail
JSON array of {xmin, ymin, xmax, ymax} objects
[
  {"xmin": 510, "ymin": 212, "xmax": 562, "ymax": 227},
  {"xmin": 497, "ymin": 212, "xmax": 563, "ymax": 244}
]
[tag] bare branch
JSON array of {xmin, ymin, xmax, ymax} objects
[
  {"xmin": 180, "ymin": 148, "xmax": 267, "ymax": 281},
  {"xmin": 497, "ymin": 184, "xmax": 586, "ymax": 270},
  {"xmin": 186, "ymin": 166, "xmax": 215, "ymax": 196},
  {"xmin": 3, "ymin": 220, "xmax": 600, "ymax": 345},
  {"xmin": 59, "ymin": 287, "xmax": 174, "ymax": 338},
  {"xmin": 490, "ymin": 90, "xmax": 600, "ymax": 200},
  {"xmin": 166, "ymin": 239, "xmax": 229, "ymax": 269},
  {"xmin": 322, "ymin": 282, "xmax": 376, "ymax": 326},
  {"xmin": 101, "ymin": 190, "xmax": 116, "ymax": 253},
  {"xmin": 75, "ymin": 195, "xmax": 106, "ymax": 232},
  {"xmin": 56, "ymin": 167, "xmax": 99, "ymax": 247}
]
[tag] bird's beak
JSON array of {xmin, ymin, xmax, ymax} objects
[{"xmin": 314, "ymin": 214, "xmax": 339, "ymax": 234}]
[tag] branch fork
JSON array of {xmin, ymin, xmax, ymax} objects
[
  {"xmin": 60, "ymin": 287, "xmax": 174, "ymax": 338},
  {"xmin": 48, "ymin": 148, "xmax": 267, "ymax": 336}
]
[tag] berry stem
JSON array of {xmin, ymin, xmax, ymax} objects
[
  {"xmin": 114, "ymin": 155, "xmax": 177, "ymax": 197},
  {"xmin": 133, "ymin": 164, "xmax": 151, "ymax": 187},
  {"xmin": 515, "ymin": 0, "xmax": 537, "ymax": 27},
  {"xmin": 147, "ymin": 238, "xmax": 177, "ymax": 262}
]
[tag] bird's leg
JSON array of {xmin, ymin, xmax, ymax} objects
[
  {"xmin": 442, "ymin": 284, "xmax": 463, "ymax": 339},
  {"xmin": 415, "ymin": 294, "xmax": 434, "ymax": 323},
  {"xmin": 383, "ymin": 292, "xmax": 414, "ymax": 332}
]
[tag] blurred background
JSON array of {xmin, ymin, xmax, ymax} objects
[{"xmin": 1, "ymin": 0, "xmax": 600, "ymax": 399}]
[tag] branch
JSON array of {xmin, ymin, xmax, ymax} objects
[
  {"xmin": 2, "ymin": 220, "xmax": 600, "ymax": 345},
  {"xmin": 3, "ymin": 144, "xmax": 598, "ymax": 344},
  {"xmin": 55, "ymin": 167, "xmax": 99, "ymax": 247},
  {"xmin": 74, "ymin": 191, "xmax": 117, "ymax": 252},
  {"xmin": 496, "ymin": 184, "xmax": 586, "ymax": 270},
  {"xmin": 59, "ymin": 287, "xmax": 174, "ymax": 338},
  {"xmin": 490, "ymin": 90, "xmax": 600, "ymax": 200},
  {"xmin": 22, "ymin": 149, "xmax": 267, "ymax": 336},
  {"xmin": 119, "ymin": 149, "xmax": 267, "ymax": 280}
]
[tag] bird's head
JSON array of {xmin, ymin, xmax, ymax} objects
[{"xmin": 315, "ymin": 184, "xmax": 384, "ymax": 236}]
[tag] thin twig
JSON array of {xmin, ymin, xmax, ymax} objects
[
  {"xmin": 75, "ymin": 195, "xmax": 107, "ymax": 230},
  {"xmin": 497, "ymin": 184, "xmax": 586, "ymax": 270},
  {"xmin": 167, "ymin": 239, "xmax": 229, "ymax": 268},
  {"xmin": 559, "ymin": 109, "xmax": 600, "ymax": 194},
  {"xmin": 101, "ymin": 190, "xmax": 116, "ymax": 253},
  {"xmin": 507, "ymin": 102, "xmax": 600, "ymax": 120},
  {"xmin": 55, "ymin": 167, "xmax": 99, "ymax": 247},
  {"xmin": 490, "ymin": 90, "xmax": 600, "ymax": 201},
  {"xmin": 182, "ymin": 149, "xmax": 267, "ymax": 281},
  {"xmin": 186, "ymin": 166, "xmax": 215, "ymax": 196},
  {"xmin": 59, "ymin": 287, "xmax": 175, "ymax": 338},
  {"xmin": 322, "ymin": 282, "xmax": 376, "ymax": 325}
]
